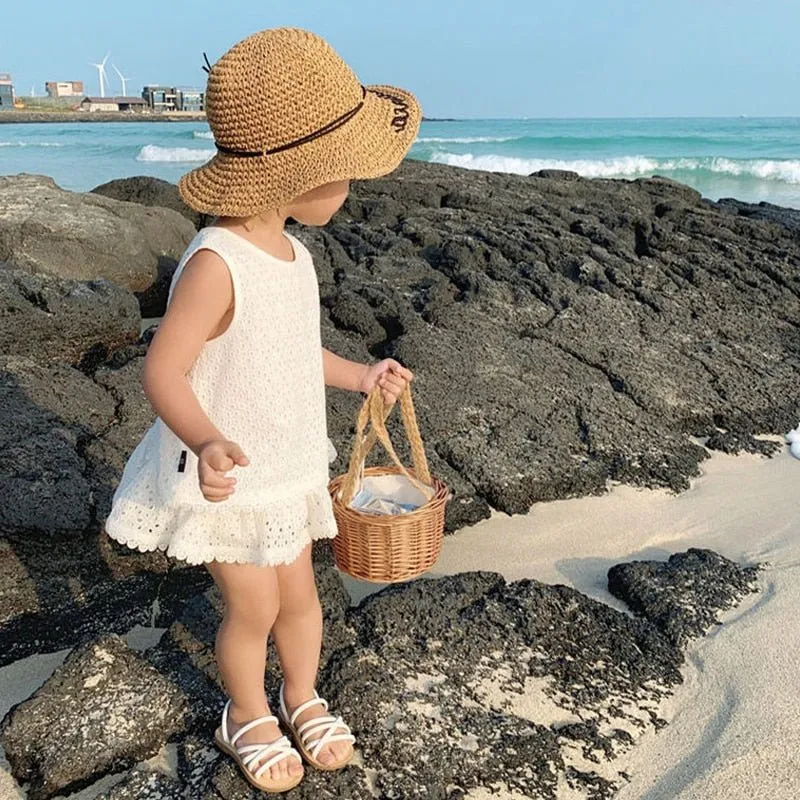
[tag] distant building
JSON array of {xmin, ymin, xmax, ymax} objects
[
  {"xmin": 46, "ymin": 81, "xmax": 84, "ymax": 97},
  {"xmin": 177, "ymin": 88, "xmax": 205, "ymax": 112},
  {"xmin": 0, "ymin": 73, "xmax": 14, "ymax": 110},
  {"xmin": 80, "ymin": 96, "xmax": 147, "ymax": 113},
  {"xmin": 141, "ymin": 85, "xmax": 178, "ymax": 112}
]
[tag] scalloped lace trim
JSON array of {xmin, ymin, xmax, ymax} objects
[{"xmin": 105, "ymin": 484, "xmax": 338, "ymax": 567}]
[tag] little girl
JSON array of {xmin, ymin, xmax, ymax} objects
[{"xmin": 105, "ymin": 27, "xmax": 420, "ymax": 793}]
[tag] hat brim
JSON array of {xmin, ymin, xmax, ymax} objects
[{"xmin": 178, "ymin": 84, "xmax": 421, "ymax": 217}]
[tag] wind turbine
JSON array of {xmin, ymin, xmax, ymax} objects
[
  {"xmin": 113, "ymin": 64, "xmax": 131, "ymax": 97},
  {"xmin": 90, "ymin": 53, "xmax": 110, "ymax": 97}
]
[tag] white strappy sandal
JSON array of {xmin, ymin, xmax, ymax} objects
[
  {"xmin": 214, "ymin": 699, "xmax": 304, "ymax": 793},
  {"xmin": 278, "ymin": 682, "xmax": 356, "ymax": 771}
]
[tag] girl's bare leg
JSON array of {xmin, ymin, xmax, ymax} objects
[
  {"xmin": 271, "ymin": 543, "xmax": 353, "ymax": 766},
  {"xmin": 205, "ymin": 559, "xmax": 303, "ymax": 780}
]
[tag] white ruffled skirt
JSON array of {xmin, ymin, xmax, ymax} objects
[{"xmin": 105, "ymin": 424, "xmax": 340, "ymax": 567}]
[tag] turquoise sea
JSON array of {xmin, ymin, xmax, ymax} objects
[{"xmin": 2, "ymin": 117, "xmax": 800, "ymax": 208}]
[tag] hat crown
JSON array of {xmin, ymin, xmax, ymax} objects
[{"xmin": 207, "ymin": 28, "xmax": 363, "ymax": 153}]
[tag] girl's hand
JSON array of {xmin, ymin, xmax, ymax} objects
[
  {"xmin": 197, "ymin": 439, "xmax": 250, "ymax": 503},
  {"xmin": 358, "ymin": 359, "xmax": 414, "ymax": 406}
]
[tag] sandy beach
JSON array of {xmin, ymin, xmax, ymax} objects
[
  {"xmin": 2, "ymin": 440, "xmax": 795, "ymax": 798},
  {"xmin": 341, "ymin": 439, "xmax": 800, "ymax": 799}
]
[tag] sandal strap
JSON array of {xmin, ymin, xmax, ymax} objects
[
  {"xmin": 289, "ymin": 695, "xmax": 328, "ymax": 726},
  {"xmin": 296, "ymin": 713, "xmax": 339, "ymax": 738},
  {"xmin": 278, "ymin": 682, "xmax": 356, "ymax": 761},
  {"xmin": 297, "ymin": 714, "xmax": 356, "ymax": 759},
  {"xmin": 229, "ymin": 714, "xmax": 281, "ymax": 746},
  {"xmin": 250, "ymin": 736, "xmax": 303, "ymax": 778},
  {"xmin": 222, "ymin": 700, "xmax": 278, "ymax": 746},
  {"xmin": 237, "ymin": 737, "xmax": 290, "ymax": 761}
]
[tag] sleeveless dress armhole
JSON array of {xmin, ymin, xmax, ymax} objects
[
  {"xmin": 167, "ymin": 231, "xmax": 242, "ymax": 338},
  {"xmin": 105, "ymin": 225, "xmax": 341, "ymax": 567}
]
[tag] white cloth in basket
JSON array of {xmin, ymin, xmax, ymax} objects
[{"xmin": 349, "ymin": 473, "xmax": 433, "ymax": 515}]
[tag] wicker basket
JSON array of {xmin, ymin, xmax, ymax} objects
[{"xmin": 328, "ymin": 384, "xmax": 449, "ymax": 583}]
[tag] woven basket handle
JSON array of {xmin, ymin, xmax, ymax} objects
[{"xmin": 338, "ymin": 383, "xmax": 432, "ymax": 506}]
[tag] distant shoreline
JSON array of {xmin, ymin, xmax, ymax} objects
[
  {"xmin": 0, "ymin": 111, "xmax": 458, "ymax": 125},
  {"xmin": 0, "ymin": 111, "xmax": 208, "ymax": 124}
]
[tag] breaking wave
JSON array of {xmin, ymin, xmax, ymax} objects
[
  {"xmin": 136, "ymin": 144, "xmax": 214, "ymax": 163},
  {"xmin": 0, "ymin": 141, "xmax": 64, "ymax": 148},
  {"xmin": 427, "ymin": 152, "xmax": 800, "ymax": 183},
  {"xmin": 416, "ymin": 135, "xmax": 517, "ymax": 144}
]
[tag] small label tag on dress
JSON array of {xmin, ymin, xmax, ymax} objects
[{"xmin": 178, "ymin": 450, "xmax": 187, "ymax": 472}]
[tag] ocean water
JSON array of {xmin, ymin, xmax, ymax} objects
[{"xmin": 1, "ymin": 117, "xmax": 800, "ymax": 208}]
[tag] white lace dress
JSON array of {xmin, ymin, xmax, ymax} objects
[{"xmin": 104, "ymin": 226, "xmax": 339, "ymax": 566}]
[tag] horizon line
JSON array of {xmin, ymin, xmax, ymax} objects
[{"xmin": 424, "ymin": 114, "xmax": 800, "ymax": 122}]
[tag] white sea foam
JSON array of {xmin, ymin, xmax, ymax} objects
[
  {"xmin": 136, "ymin": 144, "xmax": 214, "ymax": 163},
  {"xmin": 429, "ymin": 152, "xmax": 800, "ymax": 183},
  {"xmin": 0, "ymin": 141, "xmax": 64, "ymax": 148},
  {"xmin": 708, "ymin": 157, "xmax": 800, "ymax": 183},
  {"xmin": 416, "ymin": 135, "xmax": 517, "ymax": 144},
  {"xmin": 430, "ymin": 152, "xmax": 661, "ymax": 177},
  {"xmin": 192, "ymin": 131, "xmax": 214, "ymax": 140}
]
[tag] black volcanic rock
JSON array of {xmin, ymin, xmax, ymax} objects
[
  {"xmin": 607, "ymin": 548, "xmax": 761, "ymax": 646},
  {"xmin": 4, "ymin": 161, "xmax": 798, "ymax": 532},
  {"xmin": 92, "ymin": 175, "xmax": 211, "ymax": 231},
  {"xmin": 94, "ymin": 771, "xmax": 186, "ymax": 800},
  {"xmin": 287, "ymin": 161, "xmax": 800, "ymax": 529},
  {"xmin": 0, "ymin": 270, "xmax": 140, "ymax": 368},
  {"xmin": 0, "ymin": 162, "xmax": 793, "ymax": 797},
  {"xmin": 0, "ymin": 634, "xmax": 188, "ymax": 799},
  {"xmin": 712, "ymin": 196, "xmax": 800, "ymax": 236},
  {"xmin": 0, "ymin": 526, "xmax": 211, "ymax": 668},
  {"xmin": 126, "ymin": 550, "xmax": 756, "ymax": 799},
  {"xmin": 0, "ymin": 174, "xmax": 195, "ymax": 317},
  {"xmin": 0, "ymin": 350, "xmax": 210, "ymax": 667},
  {"xmin": 0, "ymin": 356, "xmax": 115, "ymax": 533},
  {"xmin": 0, "ymin": 539, "xmax": 761, "ymax": 800},
  {"xmin": 7, "ymin": 162, "xmax": 799, "ymax": 534},
  {"xmin": 530, "ymin": 168, "xmax": 581, "ymax": 180}
]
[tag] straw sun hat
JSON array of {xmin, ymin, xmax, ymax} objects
[{"xmin": 178, "ymin": 27, "xmax": 422, "ymax": 217}]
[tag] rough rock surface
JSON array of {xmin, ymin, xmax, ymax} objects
[
  {"xmin": 0, "ymin": 163, "xmax": 790, "ymax": 797},
  {"xmin": 290, "ymin": 161, "xmax": 799, "ymax": 530},
  {"xmin": 70, "ymin": 161, "xmax": 800, "ymax": 532},
  {"xmin": 712, "ymin": 196, "xmax": 800, "ymax": 235},
  {"xmin": 607, "ymin": 548, "xmax": 761, "ymax": 646},
  {"xmin": 0, "ymin": 353, "xmax": 211, "ymax": 666},
  {"xmin": 92, "ymin": 175, "xmax": 210, "ymax": 231},
  {"xmin": 0, "ymin": 634, "xmax": 188, "ymax": 799},
  {"xmin": 0, "ymin": 269, "xmax": 140, "ymax": 367},
  {"xmin": 94, "ymin": 770, "xmax": 186, "ymax": 800},
  {"xmin": 21, "ymin": 548, "xmax": 754, "ymax": 800},
  {"xmin": 0, "ymin": 530, "xmax": 211, "ymax": 667},
  {"xmin": 0, "ymin": 174, "xmax": 196, "ymax": 316},
  {"xmin": 0, "ymin": 355, "xmax": 116, "ymax": 533}
]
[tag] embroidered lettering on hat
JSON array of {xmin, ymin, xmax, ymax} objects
[{"xmin": 370, "ymin": 89, "xmax": 411, "ymax": 133}]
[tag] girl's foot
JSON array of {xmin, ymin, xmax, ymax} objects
[
  {"xmin": 279, "ymin": 682, "xmax": 356, "ymax": 770},
  {"xmin": 215, "ymin": 700, "xmax": 304, "ymax": 792}
]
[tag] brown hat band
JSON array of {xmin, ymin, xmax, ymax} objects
[{"xmin": 215, "ymin": 86, "xmax": 367, "ymax": 158}]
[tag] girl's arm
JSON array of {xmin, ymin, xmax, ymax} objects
[
  {"xmin": 143, "ymin": 250, "xmax": 248, "ymax": 502},
  {"xmin": 322, "ymin": 347, "xmax": 414, "ymax": 404},
  {"xmin": 321, "ymin": 348, "xmax": 369, "ymax": 393},
  {"xmin": 143, "ymin": 249, "xmax": 232, "ymax": 454}
]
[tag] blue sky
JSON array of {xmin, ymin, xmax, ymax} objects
[{"xmin": 1, "ymin": 0, "xmax": 797, "ymax": 118}]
